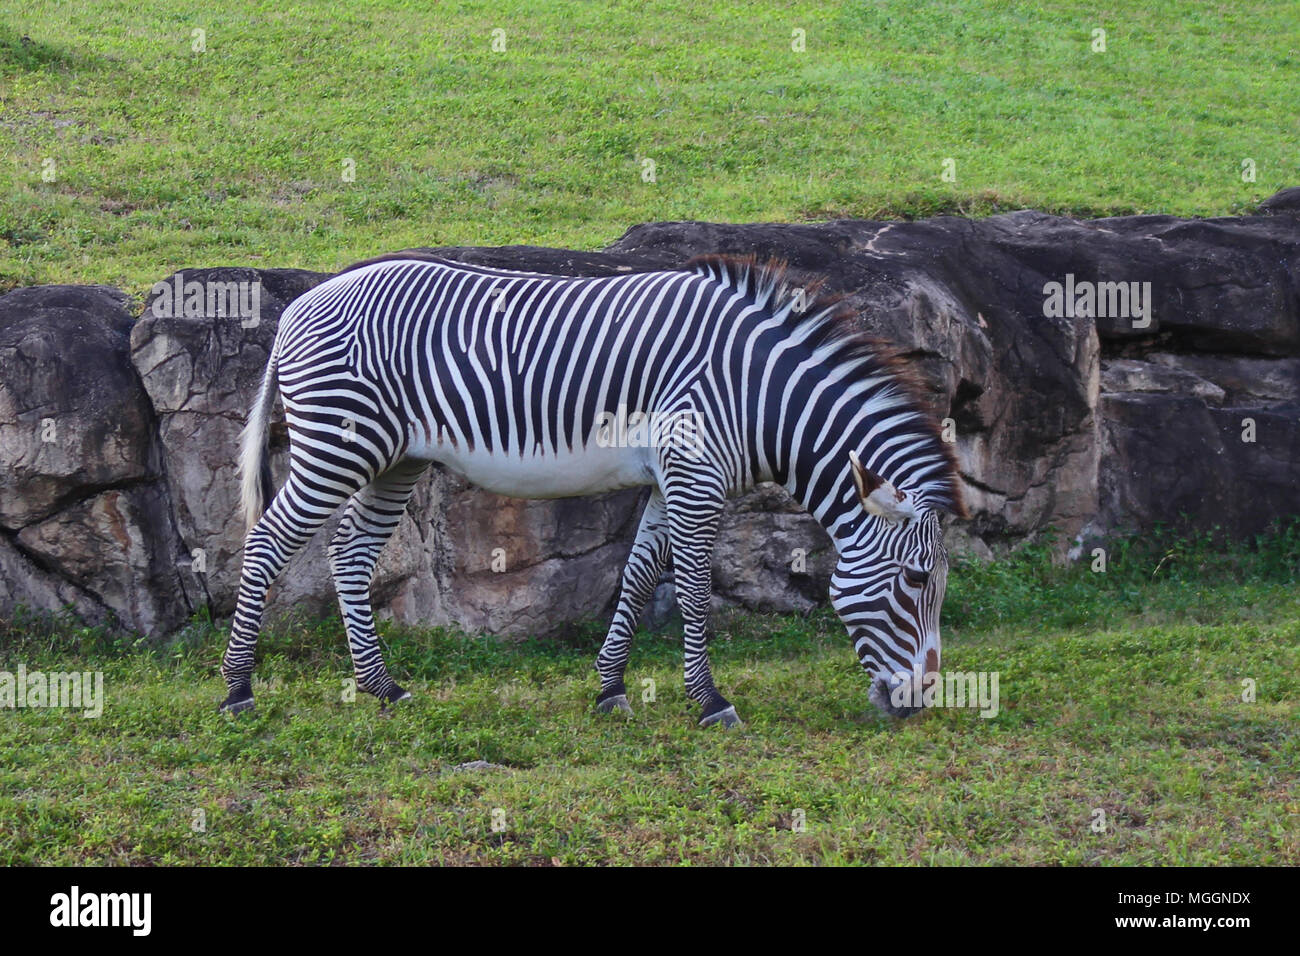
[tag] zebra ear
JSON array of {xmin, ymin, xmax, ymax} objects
[{"xmin": 850, "ymin": 451, "xmax": 918, "ymax": 523}]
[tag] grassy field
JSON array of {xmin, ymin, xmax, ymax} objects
[
  {"xmin": 2, "ymin": 0, "xmax": 1297, "ymax": 291},
  {"xmin": 2, "ymin": 527, "xmax": 1296, "ymax": 865}
]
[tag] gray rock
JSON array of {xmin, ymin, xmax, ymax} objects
[
  {"xmin": 437, "ymin": 480, "xmax": 643, "ymax": 635},
  {"xmin": 713, "ymin": 484, "xmax": 832, "ymax": 612},
  {"xmin": 3, "ymin": 190, "xmax": 1300, "ymax": 639},
  {"xmin": 130, "ymin": 267, "xmax": 337, "ymax": 622},
  {"xmin": 1147, "ymin": 353, "xmax": 1299, "ymax": 406},
  {"xmin": 1100, "ymin": 395, "xmax": 1300, "ymax": 537},
  {"xmin": 0, "ymin": 533, "xmax": 108, "ymax": 627},
  {"xmin": 0, "ymin": 285, "xmax": 193, "ymax": 633},
  {"xmin": 641, "ymin": 579, "xmax": 680, "ymax": 632},
  {"xmin": 15, "ymin": 484, "xmax": 192, "ymax": 635},
  {"xmin": 1101, "ymin": 358, "xmax": 1226, "ymax": 405},
  {"xmin": 0, "ymin": 285, "xmax": 155, "ymax": 528}
]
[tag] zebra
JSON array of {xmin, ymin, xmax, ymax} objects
[{"xmin": 219, "ymin": 253, "xmax": 966, "ymax": 726}]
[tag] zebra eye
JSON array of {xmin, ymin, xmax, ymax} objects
[{"xmin": 902, "ymin": 566, "xmax": 930, "ymax": 588}]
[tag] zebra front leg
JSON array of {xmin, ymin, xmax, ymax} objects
[
  {"xmin": 663, "ymin": 482, "xmax": 739, "ymax": 728},
  {"xmin": 328, "ymin": 460, "xmax": 429, "ymax": 708},
  {"xmin": 595, "ymin": 490, "xmax": 671, "ymax": 716},
  {"xmin": 221, "ymin": 473, "xmax": 360, "ymax": 713}
]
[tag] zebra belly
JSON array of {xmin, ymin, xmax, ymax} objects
[{"xmin": 414, "ymin": 439, "xmax": 658, "ymax": 499}]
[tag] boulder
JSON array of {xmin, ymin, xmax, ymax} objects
[
  {"xmin": 435, "ymin": 476, "xmax": 644, "ymax": 634},
  {"xmin": 15, "ymin": 484, "xmax": 192, "ymax": 634},
  {"xmin": 0, "ymin": 285, "xmax": 154, "ymax": 527},
  {"xmin": 0, "ymin": 533, "xmax": 108, "ymax": 627},
  {"xmin": 2, "ymin": 189, "xmax": 1299, "ymax": 639},
  {"xmin": 712, "ymin": 484, "xmax": 833, "ymax": 612},
  {"xmin": 1100, "ymin": 396, "xmax": 1300, "ymax": 538},
  {"xmin": 1147, "ymin": 353, "xmax": 1299, "ymax": 406},
  {"xmin": 129, "ymin": 267, "xmax": 334, "ymax": 619},
  {"xmin": 0, "ymin": 284, "xmax": 191, "ymax": 633},
  {"xmin": 1100, "ymin": 359, "xmax": 1226, "ymax": 405}
]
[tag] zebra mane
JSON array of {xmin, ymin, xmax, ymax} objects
[{"xmin": 685, "ymin": 253, "xmax": 967, "ymax": 518}]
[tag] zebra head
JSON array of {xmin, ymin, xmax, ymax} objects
[{"xmin": 830, "ymin": 451, "xmax": 951, "ymax": 719}]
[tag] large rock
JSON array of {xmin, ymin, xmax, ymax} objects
[
  {"xmin": 439, "ymin": 479, "xmax": 645, "ymax": 635},
  {"xmin": 129, "ymin": 267, "xmax": 334, "ymax": 618},
  {"xmin": 0, "ymin": 285, "xmax": 191, "ymax": 633},
  {"xmin": 2, "ymin": 189, "xmax": 1299, "ymax": 639},
  {"xmin": 1100, "ymin": 395, "xmax": 1300, "ymax": 537},
  {"xmin": 1147, "ymin": 353, "xmax": 1300, "ymax": 406},
  {"xmin": 1100, "ymin": 359, "xmax": 1226, "ymax": 405},
  {"xmin": 0, "ymin": 285, "xmax": 154, "ymax": 527},
  {"xmin": 712, "ymin": 484, "xmax": 832, "ymax": 612},
  {"xmin": 15, "ymin": 485, "xmax": 193, "ymax": 634},
  {"xmin": 0, "ymin": 534, "xmax": 108, "ymax": 627}
]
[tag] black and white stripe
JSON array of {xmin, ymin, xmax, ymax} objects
[{"xmin": 219, "ymin": 254, "xmax": 964, "ymax": 723}]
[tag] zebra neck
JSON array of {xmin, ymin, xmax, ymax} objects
[
  {"xmin": 780, "ymin": 424, "xmax": 908, "ymax": 549},
  {"xmin": 751, "ymin": 358, "xmax": 926, "ymax": 549}
]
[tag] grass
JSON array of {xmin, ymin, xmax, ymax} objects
[
  {"xmin": 1, "ymin": 524, "xmax": 1296, "ymax": 865},
  {"xmin": 2, "ymin": 0, "xmax": 1298, "ymax": 291}
]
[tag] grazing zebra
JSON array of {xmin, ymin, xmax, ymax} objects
[{"xmin": 220, "ymin": 253, "xmax": 965, "ymax": 726}]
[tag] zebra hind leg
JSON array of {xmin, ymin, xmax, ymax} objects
[
  {"xmin": 220, "ymin": 472, "xmax": 363, "ymax": 713},
  {"xmin": 328, "ymin": 460, "xmax": 429, "ymax": 708},
  {"xmin": 595, "ymin": 491, "xmax": 670, "ymax": 717}
]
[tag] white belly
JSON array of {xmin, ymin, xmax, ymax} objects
[{"xmin": 413, "ymin": 438, "xmax": 658, "ymax": 498}]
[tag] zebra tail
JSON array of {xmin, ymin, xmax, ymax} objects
[{"xmin": 239, "ymin": 349, "xmax": 279, "ymax": 532}]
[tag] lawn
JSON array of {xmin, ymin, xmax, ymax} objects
[
  {"xmin": 2, "ymin": 0, "xmax": 1297, "ymax": 291},
  {"xmin": 2, "ymin": 527, "xmax": 1296, "ymax": 865}
]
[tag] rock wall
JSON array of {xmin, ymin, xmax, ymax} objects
[{"xmin": 2, "ymin": 191, "xmax": 1297, "ymax": 638}]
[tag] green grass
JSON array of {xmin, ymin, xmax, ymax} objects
[
  {"xmin": 2, "ymin": 526, "xmax": 1296, "ymax": 865},
  {"xmin": 2, "ymin": 0, "xmax": 1297, "ymax": 291}
]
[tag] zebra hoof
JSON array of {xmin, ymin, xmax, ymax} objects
[
  {"xmin": 596, "ymin": 694, "xmax": 633, "ymax": 716},
  {"xmin": 699, "ymin": 705, "xmax": 742, "ymax": 729},
  {"xmin": 378, "ymin": 685, "xmax": 412, "ymax": 713},
  {"xmin": 218, "ymin": 688, "xmax": 255, "ymax": 714}
]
